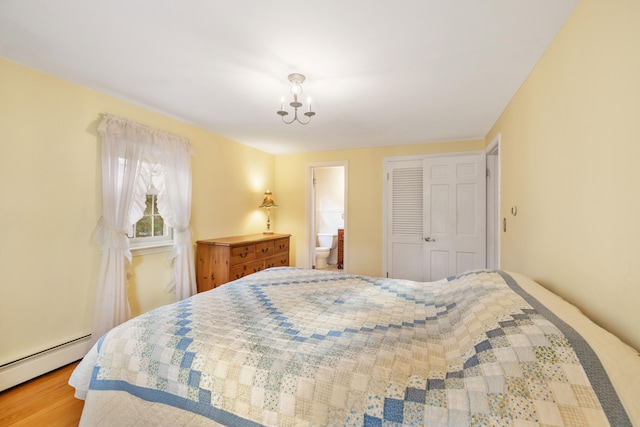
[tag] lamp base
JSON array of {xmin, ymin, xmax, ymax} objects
[{"xmin": 263, "ymin": 231, "xmax": 274, "ymax": 235}]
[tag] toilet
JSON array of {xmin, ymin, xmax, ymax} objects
[{"xmin": 315, "ymin": 233, "xmax": 338, "ymax": 269}]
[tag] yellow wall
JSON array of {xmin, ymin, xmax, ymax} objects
[
  {"xmin": 275, "ymin": 140, "xmax": 485, "ymax": 277},
  {"xmin": 0, "ymin": 58, "xmax": 274, "ymax": 365},
  {"xmin": 487, "ymin": 0, "xmax": 640, "ymax": 350}
]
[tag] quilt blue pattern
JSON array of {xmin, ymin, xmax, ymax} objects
[{"xmin": 83, "ymin": 268, "xmax": 630, "ymax": 426}]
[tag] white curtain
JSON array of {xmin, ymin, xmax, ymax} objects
[
  {"xmin": 157, "ymin": 141, "xmax": 197, "ymax": 300},
  {"xmin": 91, "ymin": 114, "xmax": 195, "ymax": 342}
]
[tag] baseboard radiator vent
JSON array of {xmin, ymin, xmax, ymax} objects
[{"xmin": 0, "ymin": 334, "xmax": 92, "ymax": 392}]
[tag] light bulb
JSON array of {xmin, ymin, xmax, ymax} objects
[{"xmin": 291, "ymin": 83, "xmax": 302, "ymax": 97}]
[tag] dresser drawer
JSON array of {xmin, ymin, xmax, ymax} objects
[
  {"xmin": 230, "ymin": 244, "xmax": 255, "ymax": 265},
  {"xmin": 256, "ymin": 241, "xmax": 275, "ymax": 259},
  {"xmin": 266, "ymin": 253, "xmax": 289, "ymax": 269},
  {"xmin": 274, "ymin": 237, "xmax": 289, "ymax": 254},
  {"xmin": 230, "ymin": 259, "xmax": 264, "ymax": 280}
]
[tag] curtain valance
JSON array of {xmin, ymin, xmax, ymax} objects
[{"xmin": 98, "ymin": 114, "xmax": 194, "ymax": 156}]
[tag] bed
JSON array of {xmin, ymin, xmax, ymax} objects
[{"xmin": 69, "ymin": 268, "xmax": 639, "ymax": 426}]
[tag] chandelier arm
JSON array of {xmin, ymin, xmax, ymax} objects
[
  {"xmin": 294, "ymin": 111, "xmax": 312, "ymax": 125},
  {"xmin": 280, "ymin": 114, "xmax": 297, "ymax": 125},
  {"xmin": 279, "ymin": 107, "xmax": 312, "ymax": 125}
]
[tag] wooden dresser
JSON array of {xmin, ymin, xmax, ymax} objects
[{"xmin": 196, "ymin": 233, "xmax": 290, "ymax": 292}]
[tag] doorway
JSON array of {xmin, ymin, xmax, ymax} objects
[
  {"xmin": 486, "ymin": 134, "xmax": 500, "ymax": 270},
  {"xmin": 383, "ymin": 152, "xmax": 486, "ymax": 281},
  {"xmin": 306, "ymin": 161, "xmax": 348, "ymax": 271}
]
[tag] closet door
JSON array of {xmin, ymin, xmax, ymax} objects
[
  {"xmin": 386, "ymin": 159, "xmax": 425, "ymax": 281},
  {"xmin": 424, "ymin": 154, "xmax": 486, "ymax": 280},
  {"xmin": 386, "ymin": 153, "xmax": 486, "ymax": 281}
]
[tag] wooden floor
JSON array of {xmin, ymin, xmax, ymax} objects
[{"xmin": 0, "ymin": 362, "xmax": 84, "ymax": 427}]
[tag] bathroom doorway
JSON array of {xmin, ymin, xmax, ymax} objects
[{"xmin": 306, "ymin": 161, "xmax": 348, "ymax": 271}]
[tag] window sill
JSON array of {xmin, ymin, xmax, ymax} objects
[{"xmin": 131, "ymin": 242, "xmax": 173, "ymax": 257}]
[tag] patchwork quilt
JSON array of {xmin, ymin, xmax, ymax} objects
[{"xmin": 74, "ymin": 268, "xmax": 631, "ymax": 426}]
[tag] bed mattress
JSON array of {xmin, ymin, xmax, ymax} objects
[{"xmin": 69, "ymin": 268, "xmax": 639, "ymax": 426}]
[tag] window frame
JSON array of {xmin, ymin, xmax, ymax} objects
[{"xmin": 128, "ymin": 187, "xmax": 174, "ymax": 256}]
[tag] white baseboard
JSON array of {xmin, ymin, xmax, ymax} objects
[{"xmin": 0, "ymin": 335, "xmax": 93, "ymax": 392}]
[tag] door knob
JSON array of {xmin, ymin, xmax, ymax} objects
[{"xmin": 424, "ymin": 237, "xmax": 436, "ymax": 242}]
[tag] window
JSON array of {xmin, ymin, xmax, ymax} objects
[
  {"xmin": 125, "ymin": 160, "xmax": 174, "ymax": 253},
  {"xmin": 129, "ymin": 193, "xmax": 173, "ymax": 251}
]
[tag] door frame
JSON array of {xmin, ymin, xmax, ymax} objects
[
  {"xmin": 486, "ymin": 134, "xmax": 501, "ymax": 270},
  {"xmin": 305, "ymin": 161, "xmax": 348, "ymax": 271},
  {"xmin": 382, "ymin": 151, "xmax": 487, "ymax": 278}
]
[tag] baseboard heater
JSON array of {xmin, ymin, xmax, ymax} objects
[{"xmin": 0, "ymin": 334, "xmax": 92, "ymax": 392}]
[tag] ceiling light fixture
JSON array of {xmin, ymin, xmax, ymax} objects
[{"xmin": 277, "ymin": 73, "xmax": 316, "ymax": 125}]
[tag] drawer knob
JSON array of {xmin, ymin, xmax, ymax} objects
[
  {"xmin": 262, "ymin": 248, "xmax": 269, "ymax": 253},
  {"xmin": 240, "ymin": 252, "xmax": 248, "ymax": 258}
]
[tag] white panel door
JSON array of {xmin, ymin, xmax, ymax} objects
[
  {"xmin": 386, "ymin": 153, "xmax": 486, "ymax": 281},
  {"xmin": 424, "ymin": 154, "xmax": 486, "ymax": 280}
]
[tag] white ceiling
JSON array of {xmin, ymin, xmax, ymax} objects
[{"xmin": 0, "ymin": 0, "xmax": 578, "ymax": 154}]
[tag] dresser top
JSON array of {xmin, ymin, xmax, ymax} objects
[{"xmin": 196, "ymin": 233, "xmax": 290, "ymax": 246}]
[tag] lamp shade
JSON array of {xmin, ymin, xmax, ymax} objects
[{"xmin": 259, "ymin": 190, "xmax": 278, "ymax": 208}]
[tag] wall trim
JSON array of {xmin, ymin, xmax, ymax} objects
[
  {"xmin": 0, "ymin": 335, "xmax": 92, "ymax": 392},
  {"xmin": 486, "ymin": 133, "xmax": 501, "ymax": 270}
]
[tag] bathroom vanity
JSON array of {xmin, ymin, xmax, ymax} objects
[{"xmin": 196, "ymin": 233, "xmax": 290, "ymax": 292}]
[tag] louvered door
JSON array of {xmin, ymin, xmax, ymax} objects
[{"xmin": 386, "ymin": 159, "xmax": 425, "ymax": 281}]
